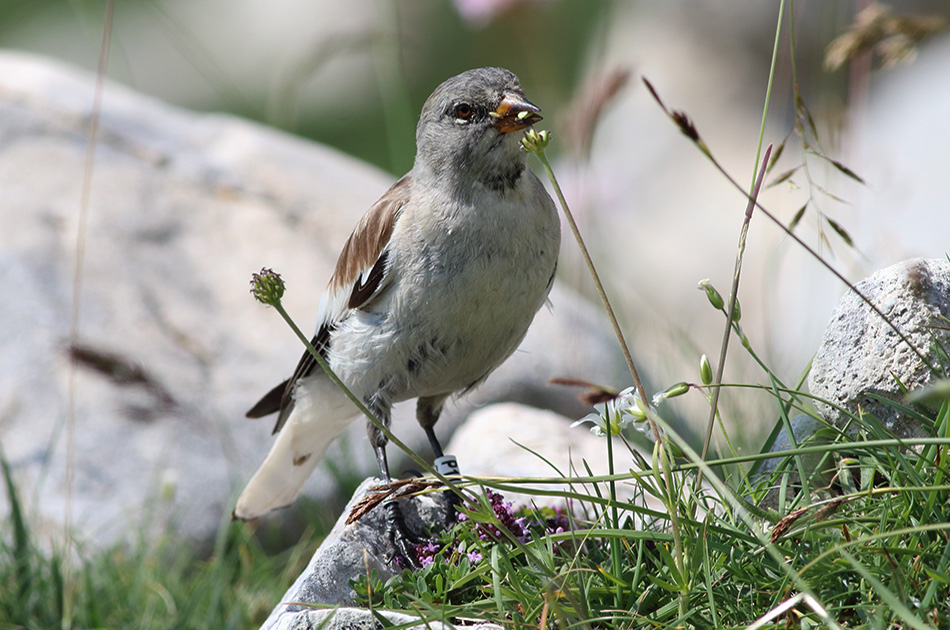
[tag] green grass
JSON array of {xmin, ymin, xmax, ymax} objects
[
  {"xmin": 3, "ymin": 390, "xmax": 949, "ymax": 629},
  {"xmin": 0, "ymin": 458, "xmax": 323, "ymax": 630},
  {"xmin": 351, "ymin": 392, "xmax": 950, "ymax": 629}
]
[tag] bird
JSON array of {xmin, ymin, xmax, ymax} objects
[{"xmin": 233, "ymin": 67, "xmax": 560, "ymax": 537}]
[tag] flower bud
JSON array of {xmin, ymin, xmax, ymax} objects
[
  {"xmin": 700, "ymin": 354, "xmax": 713, "ymax": 385},
  {"xmin": 652, "ymin": 382, "xmax": 689, "ymax": 406},
  {"xmin": 521, "ymin": 128, "xmax": 551, "ymax": 153},
  {"xmin": 627, "ymin": 402, "xmax": 648, "ymax": 421},
  {"xmin": 250, "ymin": 268, "xmax": 285, "ymax": 307},
  {"xmin": 730, "ymin": 297, "xmax": 742, "ymax": 322},
  {"xmin": 697, "ymin": 279, "xmax": 724, "ymax": 310}
]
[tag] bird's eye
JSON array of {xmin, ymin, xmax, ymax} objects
[{"xmin": 453, "ymin": 103, "xmax": 473, "ymax": 121}]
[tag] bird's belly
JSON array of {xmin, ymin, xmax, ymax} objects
[{"xmin": 329, "ymin": 250, "xmax": 553, "ymax": 404}]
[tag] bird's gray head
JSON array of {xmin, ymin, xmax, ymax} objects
[{"xmin": 414, "ymin": 67, "xmax": 542, "ymax": 192}]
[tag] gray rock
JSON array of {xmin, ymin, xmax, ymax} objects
[
  {"xmin": 0, "ymin": 50, "xmax": 394, "ymax": 548},
  {"xmin": 0, "ymin": 51, "xmax": 625, "ymax": 548},
  {"xmin": 261, "ymin": 478, "xmax": 444, "ymax": 619},
  {"xmin": 259, "ymin": 478, "xmax": 506, "ymax": 630},
  {"xmin": 759, "ymin": 414, "xmax": 825, "ymax": 473},
  {"xmin": 264, "ymin": 607, "xmax": 501, "ymax": 630},
  {"xmin": 755, "ymin": 414, "xmax": 835, "ymax": 509},
  {"xmin": 808, "ymin": 258, "xmax": 950, "ymax": 439},
  {"xmin": 446, "ymin": 403, "xmax": 660, "ymax": 515}
]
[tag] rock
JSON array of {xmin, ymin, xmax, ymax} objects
[
  {"xmin": 261, "ymin": 477, "xmax": 445, "ymax": 618},
  {"xmin": 260, "ymin": 478, "xmax": 504, "ymax": 630},
  {"xmin": 0, "ymin": 51, "xmax": 626, "ymax": 548},
  {"xmin": 264, "ymin": 607, "xmax": 501, "ymax": 630},
  {"xmin": 446, "ymin": 403, "xmax": 662, "ymax": 517},
  {"xmin": 263, "ymin": 402, "xmax": 660, "ymax": 629},
  {"xmin": 755, "ymin": 414, "xmax": 835, "ymax": 509},
  {"xmin": 1, "ymin": 50, "xmax": 391, "ymax": 548},
  {"xmin": 808, "ymin": 258, "xmax": 950, "ymax": 439}
]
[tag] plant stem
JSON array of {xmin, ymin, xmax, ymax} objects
[
  {"xmin": 642, "ymin": 77, "xmax": 935, "ymax": 375},
  {"xmin": 532, "ymin": 150, "xmax": 657, "ymax": 440},
  {"xmin": 695, "ymin": 0, "xmax": 783, "ymax": 480},
  {"xmin": 752, "ymin": 0, "xmax": 785, "ymax": 181},
  {"xmin": 605, "ymin": 420, "xmax": 623, "ymax": 614},
  {"xmin": 65, "ymin": 4, "xmax": 115, "ymax": 628},
  {"xmin": 532, "ymin": 139, "xmax": 687, "ymax": 619},
  {"xmin": 657, "ymin": 435, "xmax": 688, "ymax": 620},
  {"xmin": 696, "ymin": 144, "xmax": 772, "ymax": 492}
]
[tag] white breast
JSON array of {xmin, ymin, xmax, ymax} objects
[{"xmin": 328, "ymin": 170, "xmax": 560, "ymax": 406}]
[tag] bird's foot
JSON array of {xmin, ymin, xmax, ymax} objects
[{"xmin": 385, "ymin": 500, "xmax": 422, "ymax": 569}]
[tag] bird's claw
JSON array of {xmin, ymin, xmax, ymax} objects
[
  {"xmin": 385, "ymin": 500, "xmax": 421, "ymax": 569},
  {"xmin": 442, "ymin": 489, "xmax": 463, "ymax": 528}
]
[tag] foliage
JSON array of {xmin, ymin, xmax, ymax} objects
[
  {"xmin": 348, "ymin": 395, "xmax": 950, "ymax": 629},
  {"xmin": 0, "ymin": 461, "xmax": 321, "ymax": 630}
]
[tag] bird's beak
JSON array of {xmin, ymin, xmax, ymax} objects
[{"xmin": 490, "ymin": 92, "xmax": 542, "ymax": 133}]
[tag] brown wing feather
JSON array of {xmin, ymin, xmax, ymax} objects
[
  {"xmin": 328, "ymin": 174, "xmax": 411, "ymax": 306},
  {"xmin": 245, "ymin": 174, "xmax": 412, "ymax": 433}
]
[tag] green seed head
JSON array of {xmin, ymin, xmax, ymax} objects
[
  {"xmin": 521, "ymin": 128, "xmax": 551, "ymax": 154},
  {"xmin": 250, "ymin": 268, "xmax": 285, "ymax": 307}
]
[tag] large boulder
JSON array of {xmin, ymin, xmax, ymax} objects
[
  {"xmin": 0, "ymin": 51, "xmax": 625, "ymax": 547},
  {"xmin": 808, "ymin": 258, "xmax": 950, "ymax": 439},
  {"xmin": 446, "ymin": 402, "xmax": 659, "ymax": 513},
  {"xmin": 757, "ymin": 258, "xmax": 949, "ymax": 508}
]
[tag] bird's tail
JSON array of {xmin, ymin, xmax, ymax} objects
[{"xmin": 233, "ymin": 376, "xmax": 357, "ymax": 520}]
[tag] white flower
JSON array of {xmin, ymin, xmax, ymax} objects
[{"xmin": 570, "ymin": 386, "xmax": 644, "ymax": 437}]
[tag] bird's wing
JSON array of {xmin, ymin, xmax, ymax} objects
[
  {"xmin": 318, "ymin": 173, "xmax": 412, "ymax": 324},
  {"xmin": 245, "ymin": 175, "xmax": 412, "ymax": 433}
]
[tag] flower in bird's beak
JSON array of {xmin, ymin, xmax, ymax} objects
[{"xmin": 489, "ymin": 92, "xmax": 542, "ymax": 133}]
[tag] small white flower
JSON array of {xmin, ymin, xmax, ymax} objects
[
  {"xmin": 571, "ymin": 386, "xmax": 642, "ymax": 437},
  {"xmin": 570, "ymin": 411, "xmax": 609, "ymax": 437}
]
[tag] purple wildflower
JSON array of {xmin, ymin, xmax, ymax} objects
[{"xmin": 414, "ymin": 539, "xmax": 444, "ymax": 568}]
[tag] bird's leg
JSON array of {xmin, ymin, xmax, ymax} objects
[
  {"xmin": 423, "ymin": 425, "xmax": 444, "ymax": 458},
  {"xmin": 367, "ymin": 402, "xmax": 419, "ymax": 568},
  {"xmin": 373, "ymin": 443, "xmax": 391, "ymax": 481},
  {"xmin": 417, "ymin": 397, "xmax": 462, "ymax": 525},
  {"xmin": 366, "ymin": 399, "xmax": 395, "ymax": 482}
]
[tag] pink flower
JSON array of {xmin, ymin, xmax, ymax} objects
[{"xmin": 452, "ymin": 0, "xmax": 549, "ymax": 26}]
